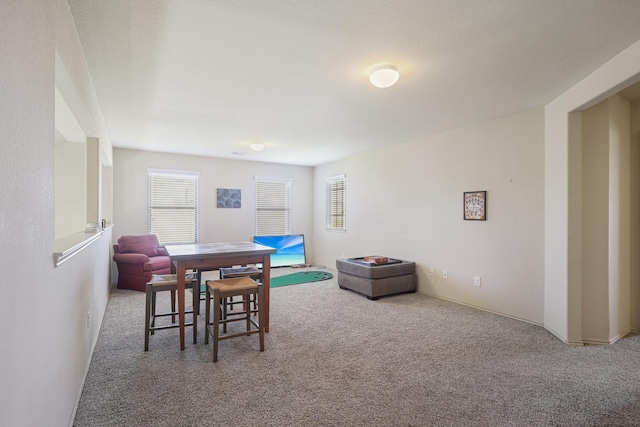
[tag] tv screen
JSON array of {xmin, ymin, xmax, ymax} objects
[{"xmin": 253, "ymin": 234, "xmax": 306, "ymax": 268}]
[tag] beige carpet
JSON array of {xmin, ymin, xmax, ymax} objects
[{"xmin": 74, "ymin": 267, "xmax": 640, "ymax": 426}]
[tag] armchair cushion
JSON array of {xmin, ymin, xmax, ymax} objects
[
  {"xmin": 144, "ymin": 256, "xmax": 171, "ymax": 272},
  {"xmin": 117, "ymin": 234, "xmax": 160, "ymax": 257},
  {"xmin": 113, "ymin": 252, "xmax": 150, "ymax": 265}
]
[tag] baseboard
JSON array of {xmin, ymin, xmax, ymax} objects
[
  {"xmin": 416, "ymin": 290, "xmax": 543, "ymax": 327},
  {"xmin": 583, "ymin": 329, "xmax": 635, "ymax": 346},
  {"xmin": 414, "ymin": 291, "xmax": 640, "ymax": 346},
  {"xmin": 543, "ymin": 324, "xmax": 584, "ymax": 346},
  {"xmin": 412, "ymin": 290, "xmax": 640, "ymax": 345}
]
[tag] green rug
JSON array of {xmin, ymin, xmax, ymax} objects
[{"xmin": 270, "ymin": 271, "xmax": 333, "ymax": 288}]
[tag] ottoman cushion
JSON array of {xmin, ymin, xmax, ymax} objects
[{"xmin": 335, "ymin": 258, "xmax": 415, "ymax": 278}]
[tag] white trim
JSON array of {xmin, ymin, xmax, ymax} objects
[
  {"xmin": 147, "ymin": 168, "xmax": 200, "ymax": 177},
  {"xmin": 254, "ymin": 176, "xmax": 292, "ymax": 183}
]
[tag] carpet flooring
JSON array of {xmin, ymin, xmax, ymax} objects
[{"xmin": 74, "ymin": 267, "xmax": 640, "ymax": 426}]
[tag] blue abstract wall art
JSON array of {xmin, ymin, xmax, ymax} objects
[{"xmin": 217, "ymin": 188, "xmax": 241, "ymax": 208}]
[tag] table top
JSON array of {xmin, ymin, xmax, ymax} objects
[{"xmin": 164, "ymin": 241, "xmax": 276, "ymax": 260}]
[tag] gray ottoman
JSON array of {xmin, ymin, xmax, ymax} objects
[{"xmin": 336, "ymin": 258, "xmax": 417, "ymax": 300}]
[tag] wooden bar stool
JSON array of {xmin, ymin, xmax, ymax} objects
[
  {"xmin": 204, "ymin": 277, "xmax": 265, "ymax": 362},
  {"xmin": 193, "ymin": 265, "xmax": 257, "ymax": 315},
  {"xmin": 144, "ymin": 273, "xmax": 199, "ymax": 351}
]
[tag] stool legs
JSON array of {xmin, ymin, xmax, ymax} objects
[
  {"xmin": 144, "ymin": 275, "xmax": 198, "ymax": 351},
  {"xmin": 192, "ymin": 280, "xmax": 198, "ymax": 345},
  {"xmin": 195, "ymin": 270, "xmax": 203, "ymax": 316},
  {"xmin": 257, "ymin": 285, "xmax": 265, "ymax": 351},
  {"xmin": 205, "ymin": 279, "xmax": 265, "ymax": 362},
  {"xmin": 145, "ymin": 282, "xmax": 152, "ymax": 351},
  {"xmin": 213, "ymin": 289, "xmax": 221, "ymax": 362},
  {"xmin": 151, "ymin": 290, "xmax": 157, "ymax": 333},
  {"xmin": 204, "ymin": 285, "xmax": 210, "ymax": 345},
  {"xmin": 170, "ymin": 290, "xmax": 176, "ymax": 323}
]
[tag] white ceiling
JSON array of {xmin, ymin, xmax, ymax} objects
[{"xmin": 68, "ymin": 0, "xmax": 640, "ymax": 167}]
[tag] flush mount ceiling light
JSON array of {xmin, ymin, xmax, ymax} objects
[
  {"xmin": 369, "ymin": 65, "xmax": 400, "ymax": 88},
  {"xmin": 249, "ymin": 142, "xmax": 265, "ymax": 152}
]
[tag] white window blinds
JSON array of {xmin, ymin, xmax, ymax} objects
[
  {"xmin": 148, "ymin": 169, "xmax": 199, "ymax": 244},
  {"xmin": 255, "ymin": 177, "xmax": 291, "ymax": 236},
  {"xmin": 326, "ymin": 174, "xmax": 346, "ymax": 231}
]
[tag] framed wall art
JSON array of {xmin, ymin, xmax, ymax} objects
[
  {"xmin": 217, "ymin": 188, "xmax": 241, "ymax": 208},
  {"xmin": 463, "ymin": 191, "xmax": 486, "ymax": 221}
]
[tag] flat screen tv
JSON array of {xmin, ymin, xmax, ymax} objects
[{"xmin": 253, "ymin": 234, "xmax": 306, "ymax": 268}]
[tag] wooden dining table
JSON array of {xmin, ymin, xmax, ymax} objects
[{"xmin": 164, "ymin": 241, "xmax": 276, "ymax": 350}]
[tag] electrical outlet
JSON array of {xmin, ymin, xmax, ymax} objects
[
  {"xmin": 443, "ymin": 270, "xmax": 448, "ymax": 279},
  {"xmin": 429, "ymin": 268, "xmax": 435, "ymax": 277},
  {"xmin": 474, "ymin": 276, "xmax": 481, "ymax": 287}
]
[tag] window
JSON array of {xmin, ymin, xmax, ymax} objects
[
  {"xmin": 148, "ymin": 169, "xmax": 199, "ymax": 244},
  {"xmin": 255, "ymin": 177, "xmax": 291, "ymax": 235},
  {"xmin": 326, "ymin": 174, "xmax": 346, "ymax": 231}
]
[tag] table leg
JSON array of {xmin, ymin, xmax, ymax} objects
[
  {"xmin": 176, "ymin": 261, "xmax": 186, "ymax": 350},
  {"xmin": 262, "ymin": 254, "xmax": 271, "ymax": 332}
]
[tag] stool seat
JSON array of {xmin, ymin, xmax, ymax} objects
[
  {"xmin": 145, "ymin": 273, "xmax": 199, "ymax": 351},
  {"xmin": 204, "ymin": 277, "xmax": 265, "ymax": 362},
  {"xmin": 219, "ymin": 266, "xmax": 262, "ymax": 314},
  {"xmin": 210, "ymin": 276, "xmax": 259, "ymax": 293},
  {"xmin": 193, "ymin": 266, "xmax": 260, "ymax": 315},
  {"xmin": 219, "ymin": 266, "xmax": 262, "ymax": 280}
]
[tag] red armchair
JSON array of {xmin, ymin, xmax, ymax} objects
[{"xmin": 113, "ymin": 234, "xmax": 172, "ymax": 292}]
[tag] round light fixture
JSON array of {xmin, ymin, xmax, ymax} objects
[
  {"xmin": 249, "ymin": 142, "xmax": 265, "ymax": 152},
  {"xmin": 369, "ymin": 65, "xmax": 400, "ymax": 88}
]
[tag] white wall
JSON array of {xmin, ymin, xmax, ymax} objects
[
  {"xmin": 608, "ymin": 94, "xmax": 631, "ymax": 342},
  {"xmin": 579, "ymin": 94, "xmax": 632, "ymax": 345},
  {"xmin": 1, "ymin": 3, "xmax": 637, "ymax": 425},
  {"xmin": 313, "ymin": 108, "xmax": 545, "ymax": 324},
  {"xmin": 545, "ymin": 39, "xmax": 640, "ymax": 344},
  {"xmin": 0, "ymin": 1, "xmax": 113, "ymax": 425},
  {"xmin": 580, "ymin": 100, "xmax": 611, "ymax": 342},
  {"xmin": 112, "ymin": 148, "xmax": 314, "ymax": 264},
  {"xmin": 631, "ymin": 101, "xmax": 640, "ymax": 331}
]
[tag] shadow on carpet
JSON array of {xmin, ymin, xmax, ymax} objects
[{"xmin": 271, "ymin": 271, "xmax": 333, "ymax": 288}]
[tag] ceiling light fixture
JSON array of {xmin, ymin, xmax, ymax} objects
[
  {"xmin": 369, "ymin": 65, "xmax": 400, "ymax": 88},
  {"xmin": 249, "ymin": 142, "xmax": 265, "ymax": 152}
]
